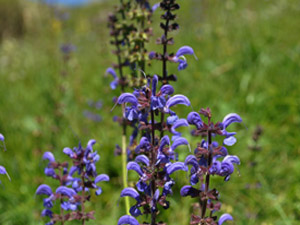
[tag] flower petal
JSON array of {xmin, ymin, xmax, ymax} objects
[
  {"xmin": 36, "ymin": 184, "xmax": 53, "ymax": 196},
  {"xmin": 223, "ymin": 136, "xmax": 237, "ymax": 146},
  {"xmin": 171, "ymin": 137, "xmax": 189, "ymax": 151},
  {"xmin": 175, "ymin": 46, "xmax": 195, "ymax": 58},
  {"xmin": 117, "ymin": 93, "xmax": 138, "ymax": 106},
  {"xmin": 166, "ymin": 94, "xmax": 190, "ymax": 109},
  {"xmin": 106, "ymin": 67, "xmax": 117, "ymax": 79},
  {"xmin": 42, "ymin": 152, "xmax": 55, "ymax": 162},
  {"xmin": 184, "ymin": 155, "xmax": 199, "ymax": 169},
  {"xmin": 118, "ymin": 215, "xmax": 139, "ymax": 225},
  {"xmin": 171, "ymin": 119, "xmax": 189, "ymax": 136},
  {"xmin": 95, "ymin": 174, "xmax": 110, "ymax": 183},
  {"xmin": 127, "ymin": 162, "xmax": 144, "ymax": 176},
  {"xmin": 56, "ymin": 186, "xmax": 76, "ymax": 198},
  {"xmin": 180, "ymin": 185, "xmax": 200, "ymax": 197},
  {"xmin": 120, "ymin": 187, "xmax": 141, "ymax": 202},
  {"xmin": 160, "ymin": 84, "xmax": 174, "ymax": 95},
  {"xmin": 166, "ymin": 162, "xmax": 188, "ymax": 175},
  {"xmin": 218, "ymin": 213, "xmax": 233, "ymax": 225},
  {"xmin": 223, "ymin": 155, "xmax": 240, "ymax": 165},
  {"xmin": 222, "ymin": 113, "xmax": 242, "ymax": 129},
  {"xmin": 135, "ymin": 155, "xmax": 150, "ymax": 166},
  {"xmin": 187, "ymin": 111, "xmax": 203, "ymax": 128},
  {"xmin": 0, "ymin": 133, "xmax": 4, "ymax": 141}
]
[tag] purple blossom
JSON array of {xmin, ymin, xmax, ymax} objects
[
  {"xmin": 218, "ymin": 213, "xmax": 233, "ymax": 225},
  {"xmin": 118, "ymin": 215, "xmax": 139, "ymax": 225},
  {"xmin": 106, "ymin": 67, "xmax": 119, "ymax": 90},
  {"xmin": 172, "ymin": 46, "xmax": 197, "ymax": 71},
  {"xmin": 36, "ymin": 184, "xmax": 53, "ymax": 196},
  {"xmin": 165, "ymin": 94, "xmax": 191, "ymax": 112},
  {"xmin": 42, "ymin": 152, "xmax": 55, "ymax": 162}
]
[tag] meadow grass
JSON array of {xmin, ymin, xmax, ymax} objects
[{"xmin": 0, "ymin": 0, "xmax": 299, "ymax": 224}]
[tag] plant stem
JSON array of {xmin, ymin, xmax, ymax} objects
[
  {"xmin": 60, "ymin": 167, "xmax": 65, "ymax": 225},
  {"xmin": 122, "ymin": 132, "xmax": 130, "ymax": 214},
  {"xmin": 201, "ymin": 120, "xmax": 212, "ymax": 219},
  {"xmin": 81, "ymin": 171, "xmax": 86, "ymax": 225},
  {"xmin": 150, "ymin": 109, "xmax": 157, "ymax": 225}
]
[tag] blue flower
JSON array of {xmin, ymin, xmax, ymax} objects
[
  {"xmin": 172, "ymin": 46, "xmax": 197, "ymax": 71},
  {"xmin": 106, "ymin": 67, "xmax": 119, "ymax": 90}
]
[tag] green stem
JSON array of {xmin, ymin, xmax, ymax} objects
[{"xmin": 122, "ymin": 133, "xmax": 130, "ymax": 214}]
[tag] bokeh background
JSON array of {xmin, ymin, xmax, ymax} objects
[{"xmin": 0, "ymin": 0, "xmax": 299, "ymax": 224}]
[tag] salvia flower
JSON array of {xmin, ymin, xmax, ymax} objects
[
  {"xmin": 172, "ymin": 46, "xmax": 197, "ymax": 71},
  {"xmin": 37, "ymin": 139, "xmax": 109, "ymax": 224},
  {"xmin": 106, "ymin": 67, "xmax": 119, "ymax": 90}
]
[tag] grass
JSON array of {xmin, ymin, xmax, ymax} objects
[{"xmin": 0, "ymin": 0, "xmax": 299, "ymax": 224}]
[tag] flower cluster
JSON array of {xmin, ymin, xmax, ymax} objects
[
  {"xmin": 117, "ymin": 74, "xmax": 192, "ymax": 224},
  {"xmin": 180, "ymin": 108, "xmax": 242, "ymax": 224},
  {"xmin": 36, "ymin": 140, "xmax": 109, "ymax": 225}
]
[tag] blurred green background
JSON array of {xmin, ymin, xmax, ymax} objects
[{"xmin": 0, "ymin": 0, "xmax": 299, "ymax": 224}]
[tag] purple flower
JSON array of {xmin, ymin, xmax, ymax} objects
[
  {"xmin": 56, "ymin": 186, "xmax": 76, "ymax": 198},
  {"xmin": 171, "ymin": 119, "xmax": 189, "ymax": 139},
  {"xmin": 127, "ymin": 162, "xmax": 144, "ymax": 176},
  {"xmin": 218, "ymin": 213, "xmax": 233, "ymax": 225},
  {"xmin": 165, "ymin": 94, "xmax": 191, "ymax": 112},
  {"xmin": 172, "ymin": 46, "xmax": 197, "ymax": 71},
  {"xmin": 135, "ymin": 155, "xmax": 150, "ymax": 166},
  {"xmin": 36, "ymin": 184, "xmax": 53, "ymax": 196},
  {"xmin": 42, "ymin": 152, "xmax": 55, "ymax": 162},
  {"xmin": 118, "ymin": 215, "xmax": 139, "ymax": 225},
  {"xmin": 166, "ymin": 162, "xmax": 188, "ymax": 175},
  {"xmin": 152, "ymin": 3, "xmax": 160, "ymax": 12},
  {"xmin": 120, "ymin": 187, "xmax": 141, "ymax": 202},
  {"xmin": 41, "ymin": 209, "xmax": 53, "ymax": 218},
  {"xmin": 106, "ymin": 67, "xmax": 119, "ymax": 90},
  {"xmin": 187, "ymin": 111, "xmax": 203, "ymax": 129},
  {"xmin": 221, "ymin": 113, "xmax": 242, "ymax": 146},
  {"xmin": 0, "ymin": 133, "xmax": 4, "ymax": 141},
  {"xmin": 60, "ymin": 43, "xmax": 76, "ymax": 54},
  {"xmin": 180, "ymin": 185, "xmax": 200, "ymax": 198},
  {"xmin": 118, "ymin": 93, "xmax": 138, "ymax": 106}
]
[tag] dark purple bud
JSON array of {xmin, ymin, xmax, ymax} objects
[
  {"xmin": 218, "ymin": 213, "xmax": 233, "ymax": 225},
  {"xmin": 171, "ymin": 137, "xmax": 189, "ymax": 151},
  {"xmin": 118, "ymin": 215, "xmax": 139, "ymax": 225},
  {"xmin": 42, "ymin": 152, "xmax": 55, "ymax": 162},
  {"xmin": 166, "ymin": 162, "xmax": 188, "ymax": 175},
  {"xmin": 105, "ymin": 67, "xmax": 117, "ymax": 79},
  {"xmin": 120, "ymin": 187, "xmax": 141, "ymax": 202},
  {"xmin": 56, "ymin": 186, "xmax": 76, "ymax": 198},
  {"xmin": 135, "ymin": 155, "xmax": 150, "ymax": 166},
  {"xmin": 180, "ymin": 185, "xmax": 200, "ymax": 197},
  {"xmin": 130, "ymin": 205, "xmax": 142, "ymax": 217},
  {"xmin": 160, "ymin": 84, "xmax": 174, "ymax": 95},
  {"xmin": 222, "ymin": 113, "xmax": 242, "ymax": 129},
  {"xmin": 95, "ymin": 174, "xmax": 110, "ymax": 183},
  {"xmin": 171, "ymin": 119, "xmax": 189, "ymax": 136},
  {"xmin": 166, "ymin": 94, "xmax": 191, "ymax": 109},
  {"xmin": 117, "ymin": 93, "xmax": 138, "ymax": 106},
  {"xmin": 36, "ymin": 184, "xmax": 53, "ymax": 196},
  {"xmin": 127, "ymin": 162, "xmax": 144, "ymax": 176}
]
